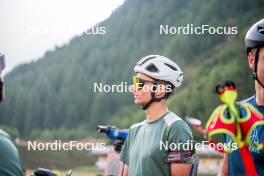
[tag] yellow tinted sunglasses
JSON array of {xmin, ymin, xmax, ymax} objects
[{"xmin": 132, "ymin": 76, "xmax": 155, "ymax": 89}]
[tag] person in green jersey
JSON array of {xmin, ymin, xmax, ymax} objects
[
  {"xmin": 120, "ymin": 55, "xmax": 194, "ymax": 176},
  {"xmin": 0, "ymin": 53, "xmax": 23, "ymax": 176},
  {"xmin": 0, "ymin": 129, "xmax": 23, "ymax": 176}
]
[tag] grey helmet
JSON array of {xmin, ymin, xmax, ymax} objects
[
  {"xmin": 245, "ymin": 19, "xmax": 264, "ymax": 88},
  {"xmin": 245, "ymin": 18, "xmax": 264, "ymax": 54}
]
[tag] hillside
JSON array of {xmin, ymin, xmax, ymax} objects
[{"xmin": 0, "ymin": 0, "xmax": 263, "ymax": 138}]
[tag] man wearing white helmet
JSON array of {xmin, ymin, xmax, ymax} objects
[{"xmin": 120, "ymin": 55, "xmax": 194, "ymax": 176}]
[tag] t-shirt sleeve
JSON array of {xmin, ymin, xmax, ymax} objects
[
  {"xmin": 166, "ymin": 120, "xmax": 195, "ymax": 164},
  {"xmin": 0, "ymin": 135, "xmax": 23, "ymax": 176},
  {"xmin": 119, "ymin": 129, "xmax": 131, "ymax": 165}
]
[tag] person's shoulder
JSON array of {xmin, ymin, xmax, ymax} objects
[
  {"xmin": 128, "ymin": 120, "xmax": 147, "ymax": 138},
  {"xmin": 239, "ymin": 95, "xmax": 255, "ymax": 104},
  {"xmin": 0, "ymin": 128, "xmax": 13, "ymax": 146},
  {"xmin": 164, "ymin": 112, "xmax": 192, "ymax": 135},
  {"xmin": 163, "ymin": 112, "xmax": 183, "ymax": 127},
  {"xmin": 238, "ymin": 95, "xmax": 264, "ymax": 113},
  {"xmin": 130, "ymin": 120, "xmax": 146, "ymax": 130},
  {"xmin": 0, "ymin": 128, "xmax": 11, "ymax": 138},
  {"xmin": 0, "ymin": 129, "xmax": 17, "ymax": 153},
  {"xmin": 237, "ymin": 95, "xmax": 256, "ymax": 111},
  {"xmin": 0, "ymin": 130, "xmax": 23, "ymax": 175}
]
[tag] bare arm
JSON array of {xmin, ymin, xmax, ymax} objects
[
  {"xmin": 122, "ymin": 164, "xmax": 128, "ymax": 176},
  {"xmin": 171, "ymin": 163, "xmax": 192, "ymax": 176},
  {"xmin": 218, "ymin": 154, "xmax": 228, "ymax": 176}
]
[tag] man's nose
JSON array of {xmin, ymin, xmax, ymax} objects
[{"xmin": 131, "ymin": 85, "xmax": 139, "ymax": 94}]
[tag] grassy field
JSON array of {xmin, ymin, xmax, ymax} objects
[
  {"xmin": 26, "ymin": 166, "xmax": 103, "ymax": 176},
  {"xmin": 18, "ymin": 141, "xmax": 100, "ymax": 170}
]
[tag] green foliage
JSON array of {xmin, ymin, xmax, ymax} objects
[
  {"xmin": 0, "ymin": 0, "xmax": 263, "ymax": 139},
  {"xmin": 0, "ymin": 124, "xmax": 20, "ymax": 138},
  {"xmin": 29, "ymin": 127, "xmax": 97, "ymax": 140}
]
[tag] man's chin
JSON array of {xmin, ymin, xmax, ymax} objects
[{"xmin": 134, "ymin": 100, "xmax": 145, "ymax": 106}]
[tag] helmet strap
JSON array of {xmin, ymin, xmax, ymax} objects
[
  {"xmin": 142, "ymin": 83, "xmax": 171, "ymax": 110},
  {"xmin": 252, "ymin": 48, "xmax": 264, "ymax": 89}
]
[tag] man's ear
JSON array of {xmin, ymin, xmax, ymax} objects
[
  {"xmin": 155, "ymin": 84, "xmax": 166, "ymax": 98},
  {"xmin": 248, "ymin": 52, "xmax": 255, "ymax": 70}
]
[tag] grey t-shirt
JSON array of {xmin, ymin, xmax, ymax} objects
[{"xmin": 120, "ymin": 112, "xmax": 194, "ymax": 176}]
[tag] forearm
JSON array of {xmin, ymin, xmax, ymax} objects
[
  {"xmin": 171, "ymin": 164, "xmax": 192, "ymax": 176},
  {"xmin": 218, "ymin": 154, "xmax": 228, "ymax": 176},
  {"xmin": 122, "ymin": 164, "xmax": 128, "ymax": 176}
]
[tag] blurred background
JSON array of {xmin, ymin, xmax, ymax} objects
[{"xmin": 0, "ymin": 0, "xmax": 264, "ymax": 175}]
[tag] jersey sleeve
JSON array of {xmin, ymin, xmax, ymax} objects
[
  {"xmin": 119, "ymin": 129, "xmax": 131, "ymax": 165},
  {"xmin": 0, "ymin": 135, "xmax": 23, "ymax": 176},
  {"xmin": 166, "ymin": 120, "xmax": 195, "ymax": 164}
]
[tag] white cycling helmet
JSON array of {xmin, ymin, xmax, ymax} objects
[{"xmin": 134, "ymin": 55, "xmax": 183, "ymax": 88}]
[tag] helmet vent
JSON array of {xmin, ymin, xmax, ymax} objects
[
  {"xmin": 258, "ymin": 26, "xmax": 264, "ymax": 34},
  {"xmin": 164, "ymin": 63, "xmax": 178, "ymax": 71},
  {"xmin": 137, "ymin": 56, "xmax": 156, "ymax": 66},
  {"xmin": 176, "ymin": 73, "xmax": 183, "ymax": 82},
  {"xmin": 145, "ymin": 63, "xmax": 159, "ymax": 72}
]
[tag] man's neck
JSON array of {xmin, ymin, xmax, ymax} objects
[
  {"xmin": 145, "ymin": 101, "xmax": 168, "ymax": 123},
  {"xmin": 255, "ymin": 82, "xmax": 264, "ymax": 106}
]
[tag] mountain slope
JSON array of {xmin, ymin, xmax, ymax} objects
[{"xmin": 0, "ymin": 0, "xmax": 263, "ymax": 137}]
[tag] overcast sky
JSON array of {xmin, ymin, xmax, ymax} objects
[{"xmin": 0, "ymin": 0, "xmax": 124, "ymax": 74}]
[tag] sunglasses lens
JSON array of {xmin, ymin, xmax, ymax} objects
[{"xmin": 133, "ymin": 76, "xmax": 144, "ymax": 89}]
